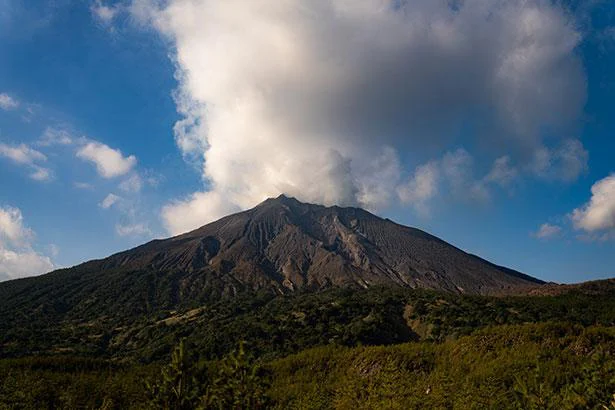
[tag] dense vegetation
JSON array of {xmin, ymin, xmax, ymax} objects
[
  {"xmin": 269, "ymin": 323, "xmax": 615, "ymax": 409},
  {"xmin": 2, "ymin": 283, "xmax": 615, "ymax": 362},
  {"xmin": 2, "ymin": 323, "xmax": 615, "ymax": 409},
  {"xmin": 2, "ymin": 283, "xmax": 615, "ymax": 408}
]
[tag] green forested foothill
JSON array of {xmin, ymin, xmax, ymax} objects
[
  {"xmin": 2, "ymin": 285, "xmax": 615, "ymax": 408},
  {"xmin": 2, "ymin": 285, "xmax": 615, "ymax": 362}
]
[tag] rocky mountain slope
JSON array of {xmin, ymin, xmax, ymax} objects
[
  {"xmin": 2, "ymin": 195, "xmax": 541, "ymax": 302},
  {"xmin": 109, "ymin": 194, "xmax": 541, "ymax": 293}
]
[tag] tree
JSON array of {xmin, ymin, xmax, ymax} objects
[
  {"xmin": 147, "ymin": 340, "xmax": 271, "ymax": 409},
  {"xmin": 146, "ymin": 339, "xmax": 205, "ymax": 410},
  {"xmin": 202, "ymin": 341, "xmax": 271, "ymax": 410}
]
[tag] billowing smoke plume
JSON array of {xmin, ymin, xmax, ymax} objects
[{"xmin": 133, "ymin": 0, "xmax": 586, "ymax": 234}]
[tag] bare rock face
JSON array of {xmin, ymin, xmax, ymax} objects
[{"xmin": 82, "ymin": 195, "xmax": 541, "ymax": 296}]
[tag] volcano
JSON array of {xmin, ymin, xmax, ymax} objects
[{"xmin": 4, "ymin": 195, "xmax": 540, "ymax": 300}]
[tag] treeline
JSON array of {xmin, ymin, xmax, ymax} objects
[
  {"xmin": 3, "ymin": 285, "xmax": 615, "ymax": 363},
  {"xmin": 102, "ymin": 285, "xmax": 615, "ymax": 362}
]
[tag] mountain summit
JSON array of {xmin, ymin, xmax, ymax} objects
[{"xmin": 37, "ymin": 195, "xmax": 540, "ymax": 298}]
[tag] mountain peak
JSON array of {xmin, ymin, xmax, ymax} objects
[
  {"xmin": 261, "ymin": 193, "xmax": 301, "ymax": 205},
  {"xmin": 254, "ymin": 194, "xmax": 326, "ymax": 216},
  {"xmin": 258, "ymin": 195, "xmax": 365, "ymax": 215},
  {"xmin": 261, "ymin": 194, "xmax": 312, "ymax": 207}
]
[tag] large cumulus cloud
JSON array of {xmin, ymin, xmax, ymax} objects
[{"xmin": 133, "ymin": 0, "xmax": 587, "ymax": 234}]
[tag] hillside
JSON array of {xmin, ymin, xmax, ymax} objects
[
  {"xmin": 0, "ymin": 197, "xmax": 548, "ymax": 354},
  {"xmin": 0, "ymin": 195, "xmax": 552, "ymax": 358}
]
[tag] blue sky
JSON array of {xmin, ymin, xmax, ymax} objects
[{"xmin": 0, "ymin": 0, "xmax": 614, "ymax": 283}]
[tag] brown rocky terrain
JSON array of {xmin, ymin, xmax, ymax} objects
[{"xmin": 73, "ymin": 194, "xmax": 542, "ymax": 296}]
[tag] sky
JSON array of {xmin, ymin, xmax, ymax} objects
[{"xmin": 0, "ymin": 0, "xmax": 614, "ymax": 284}]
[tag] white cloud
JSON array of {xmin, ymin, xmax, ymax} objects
[
  {"xmin": 144, "ymin": 172, "xmax": 162, "ymax": 188},
  {"xmin": 47, "ymin": 244, "xmax": 60, "ymax": 258},
  {"xmin": 530, "ymin": 139, "xmax": 589, "ymax": 182},
  {"xmin": 76, "ymin": 141, "xmax": 137, "ymax": 178},
  {"xmin": 3, "ymin": 132, "xmax": 138, "ymax": 184},
  {"xmin": 0, "ymin": 249, "xmax": 54, "ymax": 281},
  {"xmin": 441, "ymin": 149, "xmax": 490, "ymax": 202},
  {"xmin": 0, "ymin": 142, "xmax": 52, "ymax": 182},
  {"xmin": 356, "ymin": 147, "xmax": 401, "ymax": 211},
  {"xmin": 162, "ymin": 191, "xmax": 240, "ymax": 235},
  {"xmin": 29, "ymin": 166, "xmax": 53, "ymax": 182},
  {"xmin": 485, "ymin": 156, "xmax": 519, "ymax": 187},
  {"xmin": 97, "ymin": 191, "xmax": 155, "ymax": 240},
  {"xmin": 99, "ymin": 191, "xmax": 152, "ymax": 238},
  {"xmin": 571, "ymin": 174, "xmax": 615, "ymax": 234},
  {"xmin": 0, "ymin": 93, "xmax": 19, "ymax": 110},
  {"xmin": 37, "ymin": 127, "xmax": 73, "ymax": 146},
  {"xmin": 398, "ymin": 149, "xmax": 510, "ymax": 215},
  {"xmin": 119, "ymin": 174, "xmax": 143, "ymax": 193},
  {"xmin": 0, "ymin": 206, "xmax": 33, "ymax": 245},
  {"xmin": 91, "ymin": 0, "xmax": 120, "ymax": 25},
  {"xmin": 115, "ymin": 223, "xmax": 151, "ymax": 237},
  {"xmin": 0, "ymin": 206, "xmax": 54, "ymax": 281},
  {"xmin": 397, "ymin": 161, "xmax": 440, "ymax": 215},
  {"xmin": 533, "ymin": 223, "xmax": 562, "ymax": 239},
  {"xmin": 137, "ymin": 0, "xmax": 587, "ymax": 233},
  {"xmin": 100, "ymin": 193, "xmax": 121, "ymax": 209},
  {"xmin": 0, "ymin": 143, "xmax": 46, "ymax": 165}
]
